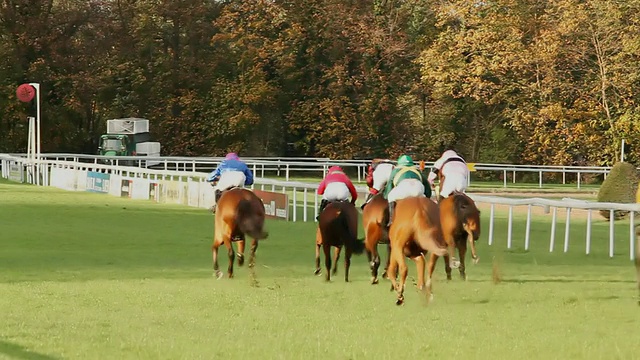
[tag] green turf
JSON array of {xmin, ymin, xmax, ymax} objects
[{"xmin": 0, "ymin": 181, "xmax": 638, "ymax": 360}]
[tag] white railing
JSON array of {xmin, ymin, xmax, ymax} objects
[
  {"xmin": 6, "ymin": 152, "xmax": 613, "ymax": 189},
  {"xmin": 1, "ymin": 154, "xmax": 635, "ymax": 260}
]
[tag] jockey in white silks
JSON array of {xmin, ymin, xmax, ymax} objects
[
  {"xmin": 206, "ymin": 152, "xmax": 255, "ymax": 213},
  {"xmin": 427, "ymin": 149, "xmax": 469, "ymax": 201},
  {"xmin": 361, "ymin": 159, "xmax": 395, "ymax": 209}
]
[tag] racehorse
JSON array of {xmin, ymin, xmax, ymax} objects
[
  {"xmin": 314, "ymin": 200, "xmax": 365, "ymax": 282},
  {"xmin": 212, "ymin": 187, "xmax": 269, "ymax": 280},
  {"xmin": 362, "ymin": 193, "xmax": 391, "ymax": 285},
  {"xmin": 428, "ymin": 191, "xmax": 481, "ymax": 281},
  {"xmin": 386, "ymin": 196, "xmax": 454, "ymax": 306}
]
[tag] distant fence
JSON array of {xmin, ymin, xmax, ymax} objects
[
  {"xmin": 0, "ymin": 153, "xmax": 635, "ymax": 260},
  {"xmin": 5, "ymin": 152, "xmax": 613, "ymax": 189}
]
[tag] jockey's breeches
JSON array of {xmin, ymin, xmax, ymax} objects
[
  {"xmin": 372, "ymin": 164, "xmax": 394, "ymax": 192},
  {"xmin": 387, "ymin": 179, "xmax": 426, "ymax": 202},
  {"xmin": 215, "ymin": 171, "xmax": 246, "ymax": 192},
  {"xmin": 322, "ymin": 182, "xmax": 351, "ymax": 201}
]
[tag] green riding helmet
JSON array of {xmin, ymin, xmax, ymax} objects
[{"xmin": 396, "ymin": 154, "xmax": 414, "ymax": 167}]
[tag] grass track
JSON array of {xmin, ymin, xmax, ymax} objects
[{"xmin": 0, "ymin": 181, "xmax": 638, "ymax": 360}]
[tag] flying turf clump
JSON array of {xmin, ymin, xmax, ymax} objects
[{"xmin": 597, "ymin": 161, "xmax": 639, "ymax": 221}]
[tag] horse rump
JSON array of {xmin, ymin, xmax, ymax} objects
[
  {"xmin": 236, "ymin": 198, "xmax": 269, "ymax": 240},
  {"xmin": 321, "ymin": 201, "xmax": 365, "ymax": 254}
]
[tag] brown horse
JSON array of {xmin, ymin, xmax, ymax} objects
[
  {"xmin": 427, "ymin": 191, "xmax": 481, "ymax": 282},
  {"xmin": 212, "ymin": 187, "xmax": 269, "ymax": 280},
  {"xmin": 314, "ymin": 200, "xmax": 365, "ymax": 282},
  {"xmin": 362, "ymin": 193, "xmax": 391, "ymax": 285},
  {"xmin": 386, "ymin": 196, "xmax": 454, "ymax": 305}
]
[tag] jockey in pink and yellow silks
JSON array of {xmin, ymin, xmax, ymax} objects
[{"xmin": 427, "ymin": 149, "xmax": 469, "ymax": 201}]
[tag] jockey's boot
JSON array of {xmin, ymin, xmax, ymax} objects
[
  {"xmin": 316, "ymin": 199, "xmax": 330, "ymax": 221},
  {"xmin": 386, "ymin": 201, "xmax": 396, "ymax": 228},
  {"xmin": 210, "ymin": 189, "xmax": 223, "ymax": 214},
  {"xmin": 361, "ymin": 192, "xmax": 374, "ymax": 210}
]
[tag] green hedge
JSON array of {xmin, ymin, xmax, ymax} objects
[{"xmin": 597, "ymin": 162, "xmax": 639, "ymax": 221}]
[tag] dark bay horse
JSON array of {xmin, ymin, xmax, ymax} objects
[
  {"xmin": 386, "ymin": 196, "xmax": 453, "ymax": 306},
  {"xmin": 212, "ymin": 187, "xmax": 268, "ymax": 280},
  {"xmin": 428, "ymin": 191, "xmax": 481, "ymax": 281},
  {"xmin": 362, "ymin": 193, "xmax": 391, "ymax": 285},
  {"xmin": 314, "ymin": 200, "xmax": 365, "ymax": 282}
]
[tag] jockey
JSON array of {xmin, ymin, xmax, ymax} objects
[
  {"xmin": 361, "ymin": 158, "xmax": 395, "ymax": 209},
  {"xmin": 206, "ymin": 152, "xmax": 255, "ymax": 213},
  {"xmin": 316, "ymin": 166, "xmax": 358, "ymax": 220},
  {"xmin": 427, "ymin": 149, "xmax": 469, "ymax": 201},
  {"xmin": 383, "ymin": 154, "xmax": 432, "ymax": 227}
]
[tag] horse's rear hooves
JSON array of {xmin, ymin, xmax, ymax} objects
[
  {"xmin": 214, "ymin": 271, "xmax": 223, "ymax": 280},
  {"xmin": 472, "ymin": 257, "xmax": 480, "ymax": 265},
  {"xmin": 314, "ymin": 268, "xmax": 321, "ymax": 276},
  {"xmin": 396, "ymin": 297, "xmax": 405, "ymax": 306},
  {"xmin": 371, "ymin": 277, "xmax": 379, "ymax": 285}
]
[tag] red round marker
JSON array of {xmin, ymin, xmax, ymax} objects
[{"xmin": 16, "ymin": 84, "xmax": 35, "ymax": 102}]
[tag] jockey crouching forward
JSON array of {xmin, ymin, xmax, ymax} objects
[
  {"xmin": 316, "ymin": 166, "xmax": 358, "ymax": 221},
  {"xmin": 384, "ymin": 154, "xmax": 432, "ymax": 228},
  {"xmin": 361, "ymin": 159, "xmax": 395, "ymax": 210},
  {"xmin": 427, "ymin": 149, "xmax": 469, "ymax": 202},
  {"xmin": 206, "ymin": 152, "xmax": 255, "ymax": 213}
]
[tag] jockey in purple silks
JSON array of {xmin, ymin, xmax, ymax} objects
[{"xmin": 206, "ymin": 152, "xmax": 254, "ymax": 213}]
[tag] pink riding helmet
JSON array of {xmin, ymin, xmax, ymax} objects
[{"xmin": 225, "ymin": 152, "xmax": 240, "ymax": 160}]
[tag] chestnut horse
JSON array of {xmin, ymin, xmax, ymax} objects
[
  {"xmin": 314, "ymin": 200, "xmax": 365, "ymax": 282},
  {"xmin": 212, "ymin": 187, "xmax": 269, "ymax": 280},
  {"xmin": 362, "ymin": 193, "xmax": 391, "ymax": 285},
  {"xmin": 386, "ymin": 196, "xmax": 454, "ymax": 306},
  {"xmin": 427, "ymin": 191, "xmax": 481, "ymax": 281}
]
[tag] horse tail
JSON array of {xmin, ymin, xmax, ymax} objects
[
  {"xmin": 414, "ymin": 205, "xmax": 448, "ymax": 257},
  {"xmin": 338, "ymin": 207, "xmax": 365, "ymax": 255},
  {"xmin": 237, "ymin": 199, "xmax": 269, "ymax": 240}
]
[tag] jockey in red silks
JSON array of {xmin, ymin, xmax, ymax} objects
[
  {"xmin": 316, "ymin": 166, "xmax": 358, "ymax": 220},
  {"xmin": 361, "ymin": 158, "xmax": 395, "ymax": 209}
]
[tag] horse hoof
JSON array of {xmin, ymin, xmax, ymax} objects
[
  {"xmin": 446, "ymin": 275, "xmax": 452, "ymax": 281},
  {"xmin": 371, "ymin": 277, "xmax": 379, "ymax": 285},
  {"xmin": 382, "ymin": 271, "xmax": 389, "ymax": 279},
  {"xmin": 215, "ymin": 271, "xmax": 223, "ymax": 280},
  {"xmin": 237, "ymin": 254, "xmax": 245, "ymax": 267},
  {"xmin": 396, "ymin": 296, "xmax": 405, "ymax": 306},
  {"xmin": 314, "ymin": 268, "xmax": 321, "ymax": 276},
  {"xmin": 228, "ymin": 273, "xmax": 234, "ymax": 279},
  {"xmin": 450, "ymin": 260, "xmax": 461, "ymax": 269},
  {"xmin": 473, "ymin": 256, "xmax": 480, "ymax": 265}
]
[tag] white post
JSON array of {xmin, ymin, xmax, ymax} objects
[
  {"xmin": 28, "ymin": 83, "xmax": 41, "ymax": 186},
  {"xmin": 563, "ymin": 208, "xmax": 571, "ymax": 253},
  {"xmin": 630, "ymin": 211, "xmax": 635, "ymax": 261},
  {"xmin": 549, "ymin": 207, "xmax": 557, "ymax": 252},
  {"xmin": 586, "ymin": 210, "xmax": 592, "ymax": 255},
  {"xmin": 609, "ymin": 209, "xmax": 615, "ymax": 258},
  {"xmin": 507, "ymin": 206, "xmax": 513, "ymax": 249},
  {"xmin": 621, "ymin": 138, "xmax": 625, "ymax": 162},
  {"xmin": 525, "ymin": 204, "xmax": 532, "ymax": 250},
  {"xmin": 488, "ymin": 203, "xmax": 495, "ymax": 245}
]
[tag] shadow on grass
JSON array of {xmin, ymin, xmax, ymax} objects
[{"xmin": 0, "ymin": 339, "xmax": 59, "ymax": 360}]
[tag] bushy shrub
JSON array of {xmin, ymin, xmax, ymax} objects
[{"xmin": 597, "ymin": 162, "xmax": 639, "ymax": 221}]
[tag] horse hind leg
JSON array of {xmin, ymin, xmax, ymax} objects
[
  {"xmin": 323, "ymin": 244, "xmax": 332, "ymax": 282},
  {"xmin": 332, "ymin": 246, "xmax": 341, "ymax": 276},
  {"xmin": 344, "ymin": 247, "xmax": 353, "ymax": 283},
  {"xmin": 314, "ymin": 244, "xmax": 322, "ymax": 276},
  {"xmin": 395, "ymin": 250, "xmax": 409, "ymax": 306},
  {"xmin": 458, "ymin": 243, "xmax": 468, "ymax": 281},
  {"xmin": 225, "ymin": 240, "xmax": 235, "ymax": 279},
  {"xmin": 212, "ymin": 239, "xmax": 223, "ymax": 280},
  {"xmin": 444, "ymin": 254, "xmax": 452, "ymax": 281},
  {"xmin": 236, "ymin": 239, "xmax": 246, "ymax": 267},
  {"xmin": 382, "ymin": 243, "xmax": 391, "ymax": 279}
]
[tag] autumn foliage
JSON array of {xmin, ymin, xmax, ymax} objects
[{"xmin": 1, "ymin": 0, "xmax": 640, "ymax": 166}]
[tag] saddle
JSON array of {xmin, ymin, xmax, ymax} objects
[{"xmin": 214, "ymin": 185, "xmax": 240, "ymax": 202}]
